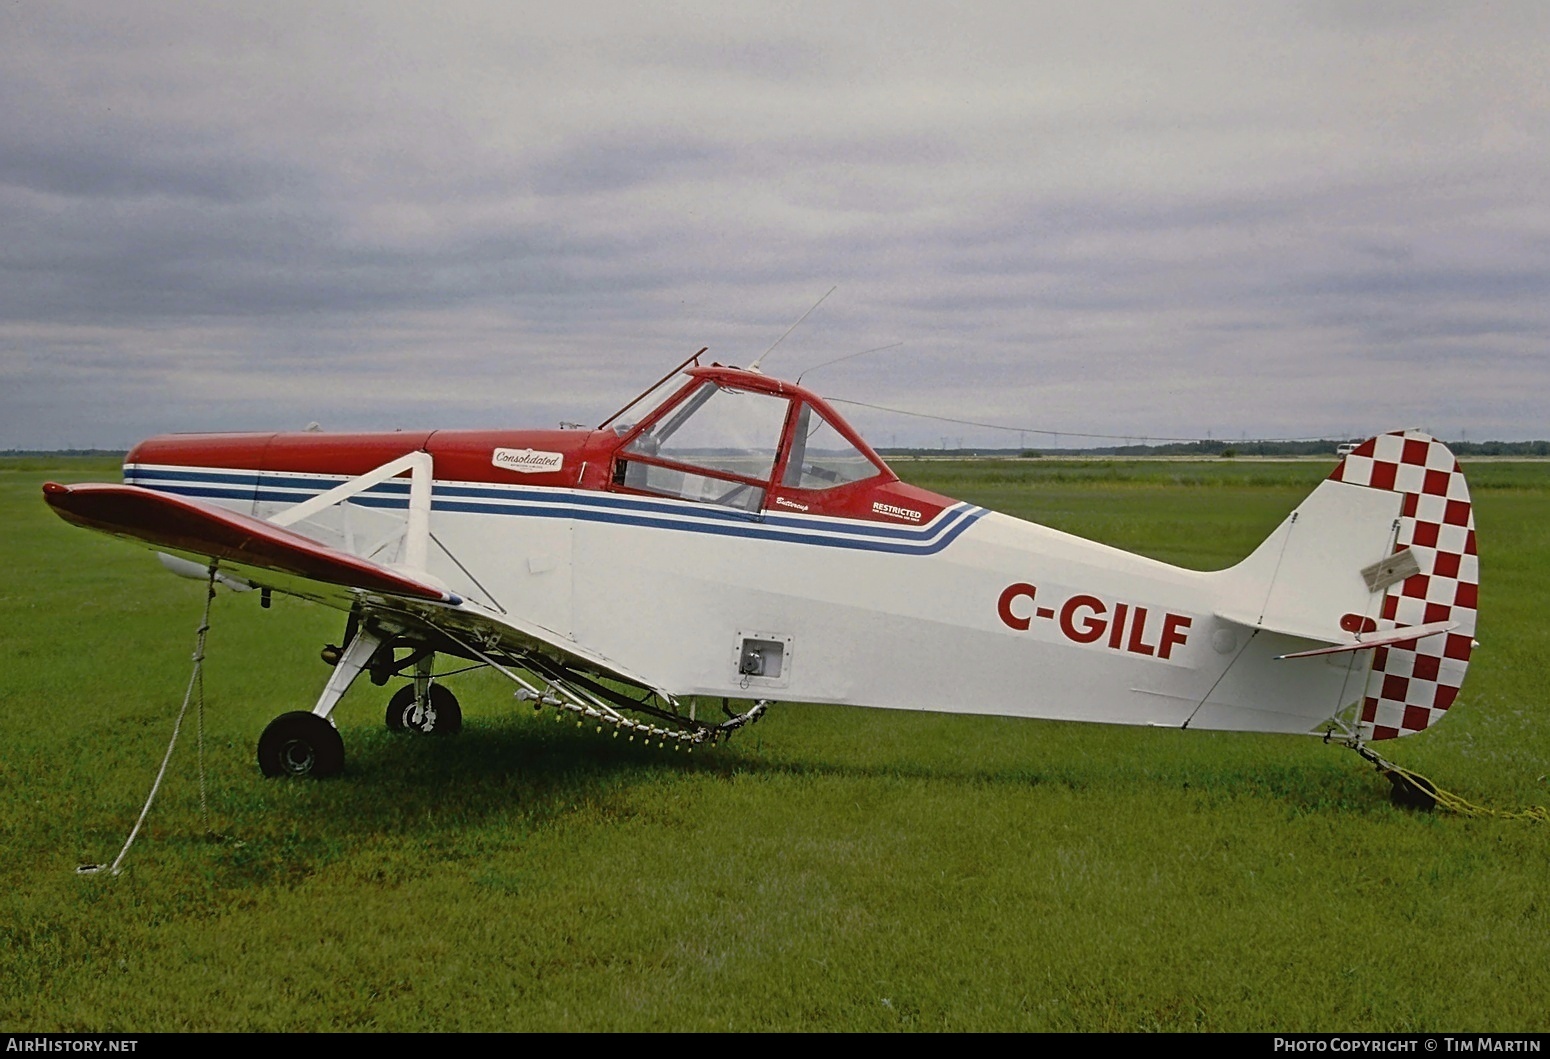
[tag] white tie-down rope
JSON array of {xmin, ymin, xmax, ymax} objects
[{"xmin": 78, "ymin": 564, "xmax": 217, "ymax": 876}]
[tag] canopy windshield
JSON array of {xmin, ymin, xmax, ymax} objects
[
  {"xmin": 603, "ymin": 371, "xmax": 695, "ymax": 437},
  {"xmin": 618, "ymin": 381, "xmax": 792, "ymax": 511},
  {"xmin": 610, "ymin": 371, "xmax": 892, "ymax": 515},
  {"xmin": 627, "ymin": 382, "xmax": 790, "ymax": 479}
]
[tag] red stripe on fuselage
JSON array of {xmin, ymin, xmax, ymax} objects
[
  {"xmin": 124, "ymin": 365, "xmax": 961, "ymax": 526},
  {"xmin": 129, "ymin": 429, "xmax": 600, "ymax": 489}
]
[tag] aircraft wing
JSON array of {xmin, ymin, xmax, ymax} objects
[
  {"xmin": 42, "ymin": 480, "xmax": 671, "ymax": 696},
  {"xmin": 43, "ymin": 481, "xmax": 458, "ymax": 603}
]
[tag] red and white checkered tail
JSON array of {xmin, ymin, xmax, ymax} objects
[{"xmin": 1331, "ymin": 431, "xmax": 1478, "ymax": 740}]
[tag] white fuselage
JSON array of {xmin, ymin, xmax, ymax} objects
[{"xmin": 129, "ymin": 462, "xmax": 1375, "ymax": 738}]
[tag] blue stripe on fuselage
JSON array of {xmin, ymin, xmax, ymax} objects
[{"xmin": 123, "ymin": 465, "xmax": 984, "ymax": 555}]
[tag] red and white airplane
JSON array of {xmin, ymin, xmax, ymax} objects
[{"xmin": 44, "ymin": 352, "xmax": 1479, "ymax": 782}]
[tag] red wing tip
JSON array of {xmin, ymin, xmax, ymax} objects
[{"xmin": 42, "ymin": 481, "xmax": 69, "ymax": 496}]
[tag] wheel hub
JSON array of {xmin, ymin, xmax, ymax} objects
[{"xmin": 279, "ymin": 738, "xmax": 316, "ymax": 774}]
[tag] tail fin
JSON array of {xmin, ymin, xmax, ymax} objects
[
  {"xmin": 1216, "ymin": 431, "xmax": 1478, "ymax": 740},
  {"xmin": 1332, "ymin": 432, "xmax": 1478, "ymax": 739}
]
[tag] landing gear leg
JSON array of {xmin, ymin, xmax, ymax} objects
[
  {"xmin": 256, "ymin": 627, "xmax": 381, "ymax": 778},
  {"xmin": 414, "ymin": 651, "xmax": 432, "ymax": 708},
  {"xmin": 386, "ymin": 652, "xmax": 462, "ymax": 734}
]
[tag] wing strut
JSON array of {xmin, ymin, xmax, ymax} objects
[{"xmin": 268, "ymin": 450, "xmax": 434, "ymax": 573}]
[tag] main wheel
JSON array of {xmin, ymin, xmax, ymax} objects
[
  {"xmin": 386, "ymin": 683, "xmax": 462, "ymax": 735},
  {"xmin": 257, "ymin": 711, "xmax": 345, "ymax": 778}
]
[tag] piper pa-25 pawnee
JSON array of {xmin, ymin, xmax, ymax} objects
[{"xmin": 43, "ymin": 351, "xmax": 1478, "ymax": 782}]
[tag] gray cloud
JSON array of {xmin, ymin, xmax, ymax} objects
[{"xmin": 2, "ymin": 1, "xmax": 1548, "ymax": 450}]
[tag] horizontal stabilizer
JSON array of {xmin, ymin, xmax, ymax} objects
[
  {"xmin": 1274, "ymin": 620, "xmax": 1457, "ymax": 660},
  {"xmin": 42, "ymin": 482, "xmax": 459, "ymax": 604}
]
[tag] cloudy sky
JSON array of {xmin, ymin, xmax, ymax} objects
[{"xmin": 3, "ymin": 1, "xmax": 1547, "ymax": 450}]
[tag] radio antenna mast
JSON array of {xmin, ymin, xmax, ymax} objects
[{"xmin": 748, "ymin": 286, "xmax": 836, "ymax": 373}]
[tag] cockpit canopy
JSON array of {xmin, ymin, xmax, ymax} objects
[{"xmin": 611, "ymin": 369, "xmax": 891, "ymax": 514}]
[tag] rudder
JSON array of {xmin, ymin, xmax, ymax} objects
[{"xmin": 1330, "ymin": 431, "xmax": 1478, "ymax": 740}]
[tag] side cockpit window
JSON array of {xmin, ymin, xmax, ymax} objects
[
  {"xmin": 619, "ymin": 382, "xmax": 791, "ymax": 511},
  {"xmin": 782, "ymin": 404, "xmax": 881, "ymax": 490}
]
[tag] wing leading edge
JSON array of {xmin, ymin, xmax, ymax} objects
[
  {"xmin": 42, "ymin": 481, "xmax": 459, "ymax": 604},
  {"xmin": 42, "ymin": 480, "xmax": 672, "ymax": 698}
]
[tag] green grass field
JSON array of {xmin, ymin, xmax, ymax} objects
[{"xmin": 3, "ymin": 456, "xmax": 1547, "ymax": 1031}]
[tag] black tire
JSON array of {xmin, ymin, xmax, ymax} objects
[
  {"xmin": 385, "ymin": 684, "xmax": 412, "ymax": 732},
  {"xmin": 257, "ymin": 711, "xmax": 345, "ymax": 778},
  {"xmin": 386, "ymin": 683, "xmax": 462, "ymax": 735}
]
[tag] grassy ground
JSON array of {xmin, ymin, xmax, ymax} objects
[{"xmin": 2, "ymin": 457, "xmax": 1547, "ymax": 1031}]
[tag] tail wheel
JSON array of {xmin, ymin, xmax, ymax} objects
[
  {"xmin": 257, "ymin": 711, "xmax": 345, "ymax": 778},
  {"xmin": 386, "ymin": 683, "xmax": 462, "ymax": 735},
  {"xmin": 1386, "ymin": 771, "xmax": 1438, "ymax": 812}
]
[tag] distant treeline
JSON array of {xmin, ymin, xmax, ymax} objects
[
  {"xmin": 2, "ymin": 449, "xmax": 129, "ymax": 458},
  {"xmin": 881, "ymin": 439, "xmax": 1550, "ymax": 458}
]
